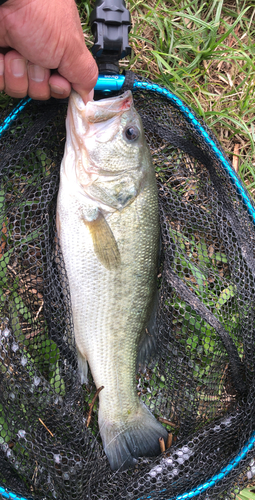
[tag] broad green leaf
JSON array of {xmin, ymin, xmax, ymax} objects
[
  {"xmin": 50, "ymin": 362, "xmax": 65, "ymax": 396},
  {"xmin": 216, "ymin": 285, "xmax": 236, "ymax": 309},
  {"xmin": 214, "ymin": 253, "xmax": 228, "ymax": 263},
  {"xmin": 196, "ymin": 238, "xmax": 210, "ymax": 264},
  {"xmin": 12, "ymin": 292, "xmax": 33, "ymax": 324},
  {"xmin": 188, "ymin": 262, "xmax": 206, "ymax": 291}
]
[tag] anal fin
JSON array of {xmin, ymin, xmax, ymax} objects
[
  {"xmin": 77, "ymin": 347, "xmax": 88, "ymax": 384},
  {"xmin": 137, "ymin": 291, "xmax": 158, "ymax": 371}
]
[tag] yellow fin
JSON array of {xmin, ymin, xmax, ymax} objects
[{"xmin": 83, "ymin": 212, "xmax": 120, "ymax": 270}]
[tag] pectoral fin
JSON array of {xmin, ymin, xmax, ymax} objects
[
  {"xmin": 83, "ymin": 212, "xmax": 120, "ymax": 270},
  {"xmin": 85, "ymin": 183, "xmax": 121, "ymax": 210}
]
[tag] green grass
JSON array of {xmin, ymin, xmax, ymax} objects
[
  {"xmin": 237, "ymin": 487, "xmax": 255, "ymax": 500},
  {"xmin": 1, "ymin": 1, "xmax": 254, "ymax": 195},
  {"xmin": 78, "ymin": 0, "xmax": 255, "ymax": 197}
]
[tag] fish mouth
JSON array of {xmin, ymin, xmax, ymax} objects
[
  {"xmin": 86, "ymin": 91, "xmax": 133, "ymax": 123},
  {"xmin": 70, "ymin": 90, "xmax": 134, "ymax": 123}
]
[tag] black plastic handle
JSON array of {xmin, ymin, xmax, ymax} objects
[{"xmin": 91, "ymin": 0, "xmax": 131, "ymax": 74}]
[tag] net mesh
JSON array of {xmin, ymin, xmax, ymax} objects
[{"xmin": 0, "ymin": 75, "xmax": 255, "ymax": 500}]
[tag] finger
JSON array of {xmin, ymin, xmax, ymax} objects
[
  {"xmin": 28, "ymin": 63, "xmax": 51, "ymax": 100},
  {"xmin": 71, "ymin": 58, "xmax": 98, "ymax": 104},
  {"xmin": 66, "ymin": 49, "xmax": 98, "ymax": 104},
  {"xmin": 84, "ymin": 89, "xmax": 94, "ymax": 104},
  {"xmin": 0, "ymin": 54, "xmax": 4, "ymax": 92},
  {"xmin": 4, "ymin": 50, "xmax": 28, "ymax": 98},
  {"xmin": 48, "ymin": 73, "xmax": 71, "ymax": 99},
  {"xmin": 55, "ymin": 0, "xmax": 98, "ymax": 103},
  {"xmin": 57, "ymin": 32, "xmax": 98, "ymax": 103}
]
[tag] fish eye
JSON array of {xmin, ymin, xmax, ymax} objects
[{"xmin": 124, "ymin": 126, "xmax": 140, "ymax": 142}]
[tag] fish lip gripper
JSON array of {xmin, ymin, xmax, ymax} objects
[{"xmin": 90, "ymin": 0, "xmax": 131, "ymax": 75}]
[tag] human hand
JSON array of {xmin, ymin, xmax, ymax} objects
[{"xmin": 0, "ymin": 0, "xmax": 98, "ymax": 103}]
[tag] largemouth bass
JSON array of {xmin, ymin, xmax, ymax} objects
[{"xmin": 56, "ymin": 90, "xmax": 168, "ymax": 471}]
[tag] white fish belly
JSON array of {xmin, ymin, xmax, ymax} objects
[{"xmin": 57, "ymin": 177, "xmax": 159, "ymax": 423}]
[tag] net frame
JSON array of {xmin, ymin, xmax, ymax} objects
[{"xmin": 0, "ymin": 74, "xmax": 255, "ymax": 500}]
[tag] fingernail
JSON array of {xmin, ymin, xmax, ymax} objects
[
  {"xmin": 87, "ymin": 90, "xmax": 94, "ymax": 103},
  {"xmin": 81, "ymin": 89, "xmax": 94, "ymax": 105},
  {"xmin": 29, "ymin": 64, "xmax": 45, "ymax": 83},
  {"xmin": 10, "ymin": 58, "xmax": 26, "ymax": 77},
  {"xmin": 49, "ymin": 84, "xmax": 65, "ymax": 95},
  {"xmin": 0, "ymin": 59, "xmax": 4, "ymax": 76}
]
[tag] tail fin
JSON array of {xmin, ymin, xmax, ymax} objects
[{"xmin": 99, "ymin": 401, "xmax": 168, "ymax": 471}]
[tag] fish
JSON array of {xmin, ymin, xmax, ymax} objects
[{"xmin": 56, "ymin": 90, "xmax": 168, "ymax": 471}]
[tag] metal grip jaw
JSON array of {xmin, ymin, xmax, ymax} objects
[{"xmin": 91, "ymin": 0, "xmax": 131, "ymax": 75}]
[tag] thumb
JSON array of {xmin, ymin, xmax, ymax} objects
[
  {"xmin": 54, "ymin": 0, "xmax": 98, "ymax": 102},
  {"xmin": 71, "ymin": 48, "xmax": 98, "ymax": 103},
  {"xmin": 58, "ymin": 41, "xmax": 98, "ymax": 103}
]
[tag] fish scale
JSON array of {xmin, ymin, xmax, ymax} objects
[{"xmin": 57, "ymin": 90, "xmax": 168, "ymax": 470}]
